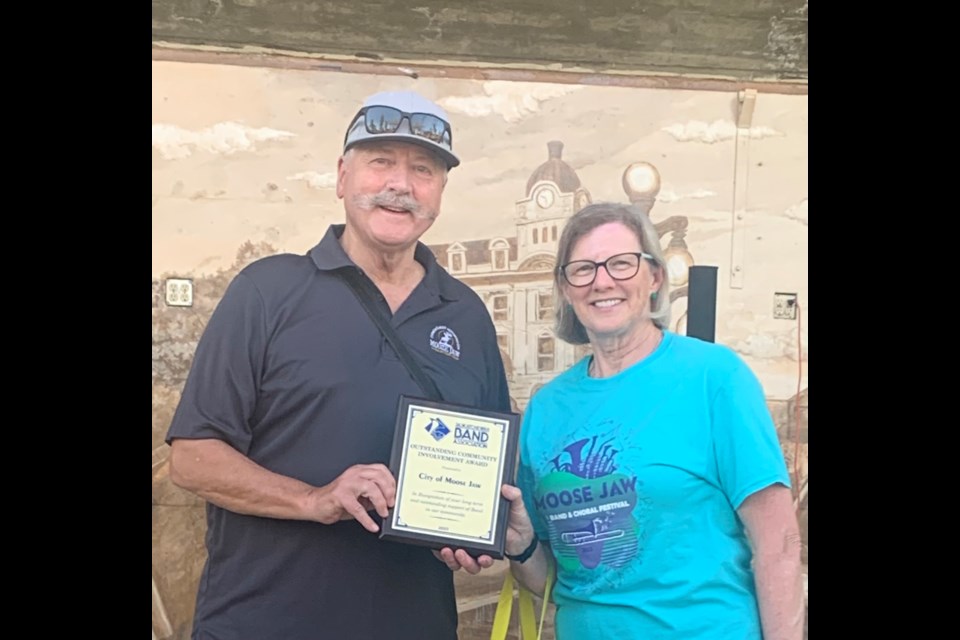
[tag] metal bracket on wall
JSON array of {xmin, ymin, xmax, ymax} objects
[{"xmin": 730, "ymin": 88, "xmax": 757, "ymax": 289}]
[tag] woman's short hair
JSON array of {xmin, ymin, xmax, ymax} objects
[{"xmin": 554, "ymin": 202, "xmax": 671, "ymax": 344}]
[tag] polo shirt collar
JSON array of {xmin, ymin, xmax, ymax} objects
[{"xmin": 309, "ymin": 224, "xmax": 461, "ymax": 301}]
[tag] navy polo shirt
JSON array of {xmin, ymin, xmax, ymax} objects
[{"xmin": 166, "ymin": 224, "xmax": 511, "ymax": 640}]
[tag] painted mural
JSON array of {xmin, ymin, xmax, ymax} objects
[{"xmin": 152, "ymin": 60, "xmax": 808, "ymax": 639}]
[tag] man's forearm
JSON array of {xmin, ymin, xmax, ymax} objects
[{"xmin": 169, "ymin": 438, "xmax": 323, "ymax": 521}]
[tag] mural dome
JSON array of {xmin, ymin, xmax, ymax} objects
[{"xmin": 526, "ymin": 141, "xmax": 581, "ymax": 196}]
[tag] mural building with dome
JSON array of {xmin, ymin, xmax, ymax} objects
[{"xmin": 427, "ymin": 141, "xmax": 697, "ymax": 410}]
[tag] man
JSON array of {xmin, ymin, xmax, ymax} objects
[{"xmin": 166, "ymin": 90, "xmax": 511, "ymax": 640}]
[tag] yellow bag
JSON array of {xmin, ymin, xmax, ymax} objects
[{"xmin": 490, "ymin": 564, "xmax": 555, "ymax": 640}]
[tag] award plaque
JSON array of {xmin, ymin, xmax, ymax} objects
[{"xmin": 379, "ymin": 395, "xmax": 521, "ymax": 559}]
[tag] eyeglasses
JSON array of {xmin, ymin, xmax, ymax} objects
[
  {"xmin": 559, "ymin": 252, "xmax": 654, "ymax": 287},
  {"xmin": 345, "ymin": 105, "xmax": 453, "ymax": 147}
]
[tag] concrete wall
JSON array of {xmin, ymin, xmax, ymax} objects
[{"xmin": 152, "ymin": 58, "xmax": 808, "ymax": 639}]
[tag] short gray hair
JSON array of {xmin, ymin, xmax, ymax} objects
[{"xmin": 554, "ymin": 202, "xmax": 671, "ymax": 344}]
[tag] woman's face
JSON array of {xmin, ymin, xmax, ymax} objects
[{"xmin": 561, "ymin": 222, "xmax": 663, "ymax": 342}]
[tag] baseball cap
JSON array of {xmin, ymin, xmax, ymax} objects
[{"xmin": 342, "ymin": 91, "xmax": 460, "ymax": 169}]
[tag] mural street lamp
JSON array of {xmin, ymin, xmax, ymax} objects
[
  {"xmin": 622, "ymin": 161, "xmax": 661, "ymax": 215},
  {"xmin": 621, "ymin": 162, "xmax": 694, "ymax": 302},
  {"xmin": 663, "ymin": 228, "xmax": 696, "ymax": 288}
]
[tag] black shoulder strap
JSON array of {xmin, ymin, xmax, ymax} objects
[{"xmin": 335, "ymin": 268, "xmax": 444, "ymax": 402}]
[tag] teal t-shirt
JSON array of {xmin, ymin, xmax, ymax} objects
[{"xmin": 517, "ymin": 332, "xmax": 790, "ymax": 639}]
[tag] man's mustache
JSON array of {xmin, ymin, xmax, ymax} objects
[{"xmin": 353, "ymin": 192, "xmax": 437, "ymax": 220}]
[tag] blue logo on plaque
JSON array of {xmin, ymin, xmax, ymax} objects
[{"xmin": 425, "ymin": 417, "xmax": 451, "ymax": 441}]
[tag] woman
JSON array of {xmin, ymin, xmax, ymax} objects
[{"xmin": 441, "ymin": 202, "xmax": 804, "ymax": 639}]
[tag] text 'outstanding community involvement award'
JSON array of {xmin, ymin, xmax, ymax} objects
[{"xmin": 379, "ymin": 395, "xmax": 520, "ymax": 559}]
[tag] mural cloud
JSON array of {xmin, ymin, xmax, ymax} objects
[
  {"xmin": 784, "ymin": 199, "xmax": 808, "ymax": 225},
  {"xmin": 732, "ymin": 331, "xmax": 807, "ymax": 361},
  {"xmin": 153, "ymin": 122, "xmax": 296, "ymax": 160},
  {"xmin": 287, "ymin": 171, "xmax": 337, "ymax": 190},
  {"xmin": 440, "ymin": 82, "xmax": 582, "ymax": 123},
  {"xmin": 661, "ymin": 120, "xmax": 782, "ymax": 143},
  {"xmin": 657, "ymin": 187, "xmax": 717, "ymax": 204}
]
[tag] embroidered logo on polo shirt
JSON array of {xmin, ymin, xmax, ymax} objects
[{"xmin": 429, "ymin": 325, "xmax": 461, "ymax": 360}]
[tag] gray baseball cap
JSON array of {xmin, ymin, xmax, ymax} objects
[{"xmin": 342, "ymin": 91, "xmax": 460, "ymax": 169}]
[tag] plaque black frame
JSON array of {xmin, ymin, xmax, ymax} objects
[{"xmin": 379, "ymin": 394, "xmax": 521, "ymax": 559}]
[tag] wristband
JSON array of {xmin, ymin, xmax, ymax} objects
[{"xmin": 505, "ymin": 535, "xmax": 539, "ymax": 564}]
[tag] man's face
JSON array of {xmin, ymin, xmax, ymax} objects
[{"xmin": 337, "ymin": 141, "xmax": 447, "ymax": 252}]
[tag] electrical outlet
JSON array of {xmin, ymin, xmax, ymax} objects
[
  {"xmin": 773, "ymin": 292, "xmax": 797, "ymax": 320},
  {"xmin": 165, "ymin": 278, "xmax": 194, "ymax": 307}
]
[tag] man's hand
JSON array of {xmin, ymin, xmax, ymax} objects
[{"xmin": 311, "ymin": 463, "xmax": 397, "ymax": 533}]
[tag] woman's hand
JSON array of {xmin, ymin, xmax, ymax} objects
[{"xmin": 434, "ymin": 484, "xmax": 535, "ymax": 574}]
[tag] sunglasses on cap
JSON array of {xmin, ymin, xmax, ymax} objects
[{"xmin": 344, "ymin": 105, "xmax": 453, "ymax": 147}]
